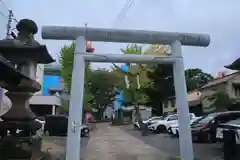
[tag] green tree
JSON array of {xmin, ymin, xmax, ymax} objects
[
  {"xmin": 88, "ymin": 69, "xmax": 122, "ymax": 119},
  {"xmin": 115, "ymin": 44, "xmax": 150, "ymax": 104},
  {"xmin": 143, "ymin": 64, "xmax": 174, "ymax": 115},
  {"xmin": 59, "ymin": 42, "xmax": 93, "ymax": 109},
  {"xmin": 213, "ymin": 88, "xmax": 231, "ymax": 112},
  {"xmin": 185, "ymin": 68, "xmax": 214, "ymax": 91}
]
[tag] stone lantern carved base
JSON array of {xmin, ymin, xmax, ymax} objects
[{"xmin": 1, "ymin": 92, "xmax": 35, "ymax": 121}]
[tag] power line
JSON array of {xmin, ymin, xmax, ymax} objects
[
  {"xmin": 115, "ymin": 0, "xmax": 131, "ymax": 25},
  {"xmin": 0, "ymin": 0, "xmax": 18, "ymax": 22},
  {"xmin": 0, "ymin": 0, "xmax": 8, "ymax": 11},
  {"xmin": 0, "ymin": 11, "xmax": 7, "ymax": 18},
  {"xmin": 115, "ymin": 0, "xmax": 134, "ymax": 26}
]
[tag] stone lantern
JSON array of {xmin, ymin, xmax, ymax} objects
[{"xmin": 0, "ymin": 19, "xmax": 54, "ymax": 159}]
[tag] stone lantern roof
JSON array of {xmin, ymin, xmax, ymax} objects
[{"xmin": 0, "ymin": 19, "xmax": 55, "ymax": 64}]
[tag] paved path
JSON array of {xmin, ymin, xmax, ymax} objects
[
  {"xmin": 41, "ymin": 136, "xmax": 89, "ymax": 159},
  {"xmin": 84, "ymin": 123, "xmax": 169, "ymax": 160}
]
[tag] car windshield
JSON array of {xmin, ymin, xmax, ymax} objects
[
  {"xmin": 162, "ymin": 115, "xmax": 171, "ymax": 120},
  {"xmin": 150, "ymin": 117, "xmax": 162, "ymax": 121},
  {"xmin": 196, "ymin": 115, "xmax": 214, "ymax": 124},
  {"xmin": 224, "ymin": 118, "xmax": 240, "ymax": 125}
]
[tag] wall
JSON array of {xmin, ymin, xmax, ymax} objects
[
  {"xmin": 42, "ymin": 75, "xmax": 62, "ymax": 96},
  {"xmin": 34, "ymin": 64, "xmax": 45, "ymax": 95},
  {"xmin": 163, "ymin": 90, "xmax": 202, "ymax": 114},
  {"xmin": 228, "ymin": 74, "xmax": 240, "ymax": 98}
]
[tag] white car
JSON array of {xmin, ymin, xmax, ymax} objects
[
  {"xmin": 148, "ymin": 113, "xmax": 196, "ymax": 133},
  {"xmin": 169, "ymin": 116, "xmax": 202, "ymax": 137},
  {"xmin": 134, "ymin": 116, "xmax": 163, "ymax": 129}
]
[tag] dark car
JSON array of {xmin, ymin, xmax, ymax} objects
[
  {"xmin": 191, "ymin": 111, "xmax": 240, "ymax": 143},
  {"xmin": 44, "ymin": 115, "xmax": 90, "ymax": 137}
]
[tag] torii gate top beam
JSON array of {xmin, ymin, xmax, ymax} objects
[{"xmin": 41, "ymin": 26, "xmax": 210, "ymax": 47}]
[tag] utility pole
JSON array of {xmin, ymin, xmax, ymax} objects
[{"xmin": 6, "ymin": 9, "xmax": 13, "ymax": 39}]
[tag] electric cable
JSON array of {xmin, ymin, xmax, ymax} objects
[
  {"xmin": 115, "ymin": 0, "xmax": 134, "ymax": 26},
  {"xmin": 111, "ymin": 0, "xmax": 135, "ymax": 70},
  {"xmin": 0, "ymin": 11, "xmax": 7, "ymax": 18},
  {"xmin": 0, "ymin": 0, "xmax": 8, "ymax": 10}
]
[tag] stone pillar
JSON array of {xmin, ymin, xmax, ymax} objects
[{"xmin": 52, "ymin": 105, "xmax": 56, "ymax": 115}]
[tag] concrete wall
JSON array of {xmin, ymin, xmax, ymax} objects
[
  {"xmin": 228, "ymin": 74, "xmax": 240, "ymax": 99},
  {"xmin": 29, "ymin": 95, "xmax": 61, "ymax": 106},
  {"xmin": 34, "ymin": 64, "xmax": 45, "ymax": 95}
]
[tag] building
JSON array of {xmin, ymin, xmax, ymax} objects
[
  {"xmin": 29, "ymin": 63, "xmax": 63, "ymax": 116},
  {"xmin": 200, "ymin": 71, "xmax": 240, "ymax": 113},
  {"xmin": 225, "ymin": 58, "xmax": 240, "ymax": 71},
  {"xmin": 162, "ymin": 90, "xmax": 202, "ymax": 116}
]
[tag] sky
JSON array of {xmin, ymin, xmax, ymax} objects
[{"xmin": 1, "ymin": 0, "xmax": 240, "ymax": 76}]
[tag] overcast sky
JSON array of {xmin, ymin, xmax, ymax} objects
[{"xmin": 1, "ymin": 0, "xmax": 240, "ymax": 76}]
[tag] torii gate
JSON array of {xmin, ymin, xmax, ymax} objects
[{"xmin": 41, "ymin": 26, "xmax": 210, "ymax": 160}]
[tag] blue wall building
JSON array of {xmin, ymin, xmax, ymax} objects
[{"xmin": 42, "ymin": 75, "xmax": 62, "ymax": 96}]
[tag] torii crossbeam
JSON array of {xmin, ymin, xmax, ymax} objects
[{"xmin": 41, "ymin": 26, "xmax": 210, "ymax": 160}]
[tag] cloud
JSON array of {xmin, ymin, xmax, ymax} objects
[{"xmin": 10, "ymin": 0, "xmax": 240, "ymax": 75}]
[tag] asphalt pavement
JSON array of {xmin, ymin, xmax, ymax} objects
[{"xmin": 121, "ymin": 125, "xmax": 224, "ymax": 160}]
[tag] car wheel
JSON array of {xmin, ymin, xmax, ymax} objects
[
  {"xmin": 168, "ymin": 127, "xmax": 172, "ymax": 134},
  {"xmin": 176, "ymin": 130, "xmax": 179, "ymax": 137},
  {"xmin": 207, "ymin": 133, "xmax": 212, "ymax": 142},
  {"xmin": 157, "ymin": 125, "xmax": 166, "ymax": 133}
]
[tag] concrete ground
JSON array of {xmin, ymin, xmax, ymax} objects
[
  {"xmin": 84, "ymin": 123, "xmax": 169, "ymax": 160},
  {"xmin": 122, "ymin": 125, "xmax": 224, "ymax": 160},
  {"xmin": 40, "ymin": 123, "xmax": 223, "ymax": 160},
  {"xmin": 41, "ymin": 136, "xmax": 89, "ymax": 159}
]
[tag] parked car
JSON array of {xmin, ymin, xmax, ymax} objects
[
  {"xmin": 134, "ymin": 116, "xmax": 163, "ymax": 129},
  {"xmin": 44, "ymin": 115, "xmax": 90, "ymax": 137},
  {"xmin": 148, "ymin": 113, "xmax": 196, "ymax": 133},
  {"xmin": 168, "ymin": 116, "xmax": 202, "ymax": 137},
  {"xmin": 191, "ymin": 111, "xmax": 240, "ymax": 143},
  {"xmin": 217, "ymin": 118, "xmax": 240, "ymax": 143}
]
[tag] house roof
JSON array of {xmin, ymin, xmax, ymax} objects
[
  {"xmin": 225, "ymin": 58, "xmax": 240, "ymax": 70},
  {"xmin": 201, "ymin": 71, "xmax": 240, "ymax": 89}
]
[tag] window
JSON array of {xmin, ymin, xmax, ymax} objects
[
  {"xmin": 164, "ymin": 101, "xmax": 168, "ymax": 108},
  {"xmin": 233, "ymin": 85, "xmax": 240, "ymax": 97},
  {"xmin": 167, "ymin": 115, "xmax": 178, "ymax": 121},
  {"xmin": 150, "ymin": 117, "xmax": 163, "ymax": 121},
  {"xmin": 171, "ymin": 99, "xmax": 175, "ymax": 108},
  {"xmin": 197, "ymin": 115, "xmax": 214, "ymax": 124}
]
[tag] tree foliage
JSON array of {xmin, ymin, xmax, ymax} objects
[
  {"xmin": 143, "ymin": 64, "xmax": 174, "ymax": 115},
  {"xmin": 59, "ymin": 42, "xmax": 92, "ymax": 108},
  {"xmin": 185, "ymin": 68, "xmax": 214, "ymax": 91},
  {"xmin": 60, "ymin": 42, "xmax": 126, "ymax": 112},
  {"xmin": 88, "ymin": 69, "xmax": 119, "ymax": 107},
  {"xmin": 119, "ymin": 44, "xmax": 154, "ymax": 104},
  {"xmin": 213, "ymin": 88, "xmax": 231, "ymax": 112}
]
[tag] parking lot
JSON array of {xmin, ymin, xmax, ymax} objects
[{"xmin": 121, "ymin": 125, "xmax": 224, "ymax": 160}]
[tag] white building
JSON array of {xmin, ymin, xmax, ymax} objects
[{"xmin": 29, "ymin": 63, "xmax": 62, "ymax": 116}]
